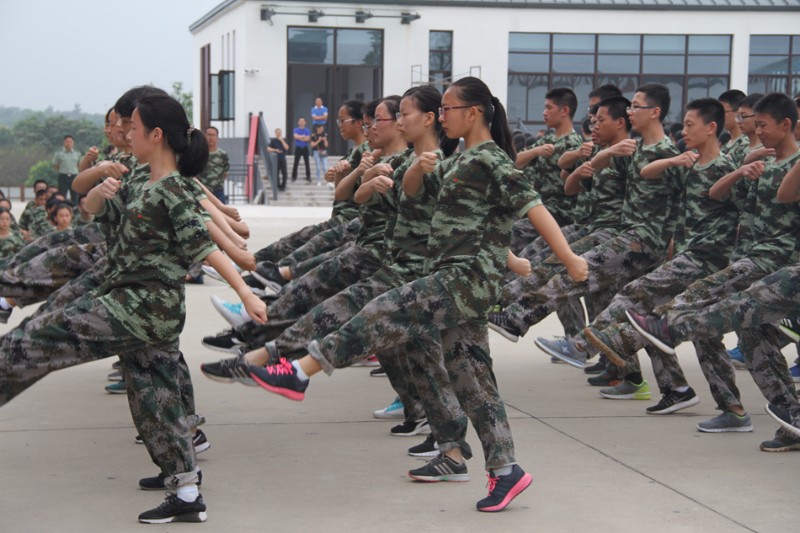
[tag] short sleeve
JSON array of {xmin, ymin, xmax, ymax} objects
[{"xmin": 163, "ymin": 181, "xmax": 218, "ymax": 263}]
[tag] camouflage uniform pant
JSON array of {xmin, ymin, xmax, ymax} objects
[
  {"xmin": 499, "ymin": 228, "xmax": 618, "ymax": 336},
  {"xmin": 286, "ymin": 242, "xmax": 353, "ymax": 280},
  {"xmin": 254, "ymin": 218, "xmax": 338, "ymax": 264},
  {"xmin": 509, "ymin": 218, "xmax": 540, "ymax": 255},
  {"xmin": 0, "ymin": 295, "xmax": 198, "ymax": 488},
  {"xmin": 277, "ymin": 217, "xmax": 360, "ymax": 270},
  {"xmin": 0, "ymin": 242, "xmax": 107, "ymax": 306},
  {"xmin": 311, "ymin": 274, "xmax": 516, "ymax": 469},
  {"xmin": 0, "ymin": 223, "xmax": 105, "ymax": 271},
  {"xmin": 667, "ymin": 263, "xmax": 800, "ymax": 423},
  {"xmin": 592, "ymin": 254, "xmax": 742, "ymax": 405}
]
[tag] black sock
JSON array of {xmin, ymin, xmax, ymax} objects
[{"xmin": 627, "ymin": 372, "xmax": 643, "ymax": 384}]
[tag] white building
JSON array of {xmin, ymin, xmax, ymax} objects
[{"xmin": 191, "ymin": 0, "xmax": 800, "ymax": 153}]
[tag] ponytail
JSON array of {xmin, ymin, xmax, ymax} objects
[
  {"xmin": 450, "ymin": 77, "xmax": 515, "ymax": 160},
  {"xmin": 136, "ymin": 94, "xmax": 209, "ymax": 178}
]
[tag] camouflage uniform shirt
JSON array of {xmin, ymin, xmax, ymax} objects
[
  {"xmin": 332, "ymin": 141, "xmax": 370, "ymax": 223},
  {"xmin": 571, "ymin": 144, "xmax": 631, "ymax": 234},
  {"xmin": 522, "ymin": 130, "xmax": 583, "ymax": 224},
  {"xmin": 197, "ymin": 149, "xmax": 230, "ymax": 192},
  {"xmin": 722, "ymin": 134, "xmax": 750, "ymax": 168},
  {"xmin": 0, "ymin": 231, "xmax": 25, "ymax": 260},
  {"xmin": 427, "ymin": 141, "xmax": 542, "ymax": 319}
]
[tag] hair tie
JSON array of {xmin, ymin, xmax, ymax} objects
[{"xmin": 186, "ymin": 124, "xmax": 195, "ymax": 143}]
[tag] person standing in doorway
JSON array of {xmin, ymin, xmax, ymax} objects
[
  {"xmin": 53, "ymin": 135, "xmax": 82, "ymax": 205},
  {"xmin": 268, "ymin": 128, "xmax": 289, "ymax": 191},
  {"xmin": 311, "ymin": 97, "xmax": 328, "ymax": 128},
  {"xmin": 292, "ymin": 118, "xmax": 311, "ymax": 182},
  {"xmin": 197, "ymin": 126, "xmax": 230, "ymax": 203},
  {"xmin": 311, "ymin": 124, "xmax": 329, "ymax": 186}
]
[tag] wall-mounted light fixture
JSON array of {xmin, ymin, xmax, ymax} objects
[{"xmin": 355, "ymin": 10, "xmax": 373, "ymax": 23}]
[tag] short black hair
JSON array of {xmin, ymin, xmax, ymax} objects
[
  {"xmin": 589, "ymin": 84, "xmax": 622, "ymax": 101},
  {"xmin": 597, "ymin": 96, "xmax": 632, "ymax": 132},
  {"xmin": 753, "ymin": 93, "xmax": 798, "ymax": 129},
  {"xmin": 685, "ymin": 98, "xmax": 726, "ymax": 138},
  {"xmin": 63, "ymin": 135, "xmax": 73, "ymax": 141},
  {"xmin": 635, "ymin": 83, "xmax": 671, "ymax": 121},
  {"xmin": 739, "ymin": 93, "xmax": 764, "ymax": 110},
  {"xmin": 205, "ymin": 125, "xmax": 219, "ymax": 135},
  {"xmin": 718, "ymin": 89, "xmax": 746, "ymax": 110},
  {"xmin": 104, "ymin": 107, "xmax": 115, "ymax": 126},
  {"xmin": 35, "ymin": 189, "xmax": 48, "ymax": 198},
  {"xmin": 546, "ymin": 87, "xmax": 578, "ymax": 119}
]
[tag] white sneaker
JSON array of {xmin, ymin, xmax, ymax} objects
[
  {"xmin": 210, "ymin": 295, "xmax": 251, "ymax": 328},
  {"xmin": 373, "ymin": 397, "xmax": 404, "ymax": 419}
]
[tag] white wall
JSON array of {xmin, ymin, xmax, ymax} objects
[{"xmin": 193, "ymin": 1, "xmax": 800, "ymax": 137}]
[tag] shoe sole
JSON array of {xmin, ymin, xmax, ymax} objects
[
  {"xmin": 105, "ymin": 387, "xmax": 127, "ymax": 394},
  {"xmin": 408, "ymin": 472, "xmax": 470, "ymax": 482},
  {"xmin": 488, "ymin": 322, "xmax": 519, "ymax": 343},
  {"xmin": 139, "ymin": 512, "xmax": 207, "ymax": 524},
  {"xmin": 477, "ymin": 473, "xmax": 533, "ymax": 512},
  {"xmin": 409, "ymin": 449, "xmax": 440, "ymax": 457},
  {"xmin": 201, "ymin": 340, "xmax": 243, "ymax": 354},
  {"xmin": 765, "ymin": 403, "xmax": 800, "ymax": 438},
  {"xmin": 696, "ymin": 424, "xmax": 753, "ymax": 433},
  {"xmin": 760, "ymin": 442, "xmax": 800, "ymax": 452},
  {"xmin": 582, "ymin": 328, "xmax": 626, "ymax": 368},
  {"xmin": 369, "ymin": 372, "xmax": 387, "ymax": 378},
  {"xmin": 534, "ymin": 338, "xmax": 586, "ymax": 369},
  {"xmin": 194, "ymin": 442, "xmax": 211, "ymax": 454},
  {"xmin": 625, "ymin": 310, "xmax": 675, "ymax": 355},
  {"xmin": 373, "ymin": 411, "xmax": 405, "ymax": 420},
  {"xmin": 251, "ymin": 373, "xmax": 306, "ymax": 401},
  {"xmin": 391, "ymin": 426, "xmax": 432, "ymax": 437},
  {"xmin": 778, "ymin": 324, "xmax": 800, "ymax": 344},
  {"xmin": 599, "ymin": 391, "xmax": 651, "ymax": 400},
  {"xmin": 646, "ymin": 395, "xmax": 700, "ymax": 415}
]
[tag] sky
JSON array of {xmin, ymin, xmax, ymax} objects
[{"xmin": 0, "ymin": 0, "xmax": 223, "ymax": 115}]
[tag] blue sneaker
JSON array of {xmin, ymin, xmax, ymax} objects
[
  {"xmin": 210, "ymin": 295, "xmax": 250, "ymax": 328},
  {"xmin": 727, "ymin": 346, "xmax": 747, "ymax": 370},
  {"xmin": 790, "ymin": 365, "xmax": 800, "ymax": 384},
  {"xmin": 373, "ymin": 397, "xmax": 405, "ymax": 419}
]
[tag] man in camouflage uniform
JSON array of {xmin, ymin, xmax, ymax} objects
[
  {"xmin": 18, "ymin": 189, "xmax": 49, "ymax": 240},
  {"xmin": 197, "ymin": 126, "xmax": 230, "ymax": 203}
]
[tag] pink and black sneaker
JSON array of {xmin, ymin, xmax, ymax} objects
[
  {"xmin": 476, "ymin": 465, "xmax": 532, "ymax": 512},
  {"xmin": 249, "ymin": 358, "xmax": 308, "ymax": 401}
]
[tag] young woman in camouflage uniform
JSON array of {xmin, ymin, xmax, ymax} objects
[{"xmin": 0, "ymin": 94, "xmax": 267, "ymax": 524}]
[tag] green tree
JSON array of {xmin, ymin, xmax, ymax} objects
[
  {"xmin": 0, "ymin": 145, "xmax": 49, "ymax": 187},
  {"xmin": 27, "ymin": 159, "xmax": 59, "ymax": 187},
  {"xmin": 172, "ymin": 82, "xmax": 193, "ymax": 123}
]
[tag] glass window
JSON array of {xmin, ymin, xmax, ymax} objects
[
  {"xmin": 687, "ymin": 76, "xmax": 728, "ymax": 103},
  {"xmin": 525, "ymin": 76, "xmax": 549, "ymax": 122},
  {"xmin": 552, "ymin": 54, "xmax": 594, "ymax": 73},
  {"xmin": 687, "ymin": 55, "xmax": 730, "ymax": 75},
  {"xmin": 749, "ymin": 35, "xmax": 790, "ymax": 55},
  {"xmin": 688, "ymin": 35, "xmax": 730, "ymax": 54},
  {"xmin": 509, "ymin": 33, "xmax": 549, "ymax": 53},
  {"xmin": 597, "ymin": 75, "xmax": 639, "ymax": 94},
  {"xmin": 219, "ymin": 71, "xmax": 235, "ymax": 120},
  {"xmin": 553, "ymin": 74, "xmax": 594, "ymax": 121},
  {"xmin": 643, "ymin": 35, "xmax": 685, "ymax": 54},
  {"xmin": 337, "ymin": 29, "xmax": 382, "ymax": 65},
  {"xmin": 210, "ymin": 74, "xmax": 219, "ymax": 121},
  {"xmin": 748, "ymin": 76, "xmax": 788, "ymax": 95},
  {"xmin": 288, "ymin": 28, "xmax": 334, "ymax": 64},
  {"xmin": 749, "ymin": 55, "xmax": 791, "ymax": 75},
  {"xmin": 642, "ymin": 55, "xmax": 685, "ymax": 74},
  {"xmin": 429, "ymin": 31, "xmax": 452, "ymax": 51},
  {"xmin": 553, "ymin": 34, "xmax": 595, "ymax": 53},
  {"xmin": 597, "ymin": 54, "xmax": 639, "ymax": 74},
  {"xmin": 508, "ymin": 52, "xmax": 549, "ymax": 72},
  {"xmin": 598, "ymin": 35, "xmax": 640, "ymax": 54}
]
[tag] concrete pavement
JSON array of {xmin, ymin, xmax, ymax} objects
[{"xmin": 0, "ymin": 206, "xmax": 795, "ymax": 532}]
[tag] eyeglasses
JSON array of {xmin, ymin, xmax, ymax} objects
[
  {"xmin": 362, "ymin": 118, "xmax": 395, "ymax": 130},
  {"xmin": 626, "ymin": 105, "xmax": 656, "ymax": 112},
  {"xmin": 395, "ymin": 111, "xmax": 424, "ymax": 121},
  {"xmin": 735, "ymin": 113, "xmax": 755, "ymax": 123},
  {"xmin": 336, "ymin": 118, "xmax": 355, "ymax": 127},
  {"xmin": 438, "ymin": 105, "xmax": 477, "ymax": 118}
]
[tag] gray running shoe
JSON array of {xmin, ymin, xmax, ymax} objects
[
  {"xmin": 696, "ymin": 411, "xmax": 753, "ymax": 433},
  {"xmin": 408, "ymin": 453, "xmax": 469, "ymax": 482},
  {"xmin": 599, "ymin": 379, "xmax": 651, "ymax": 400},
  {"xmin": 535, "ymin": 336, "xmax": 588, "ymax": 368}
]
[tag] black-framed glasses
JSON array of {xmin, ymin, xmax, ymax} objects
[
  {"xmin": 439, "ymin": 105, "xmax": 475, "ymax": 118},
  {"xmin": 626, "ymin": 105, "xmax": 656, "ymax": 112},
  {"xmin": 736, "ymin": 113, "xmax": 755, "ymax": 122},
  {"xmin": 336, "ymin": 118, "xmax": 355, "ymax": 127}
]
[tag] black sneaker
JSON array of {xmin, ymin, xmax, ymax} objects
[
  {"xmin": 408, "ymin": 453, "xmax": 469, "ymax": 482},
  {"xmin": 583, "ymin": 357, "xmax": 607, "ymax": 375},
  {"xmin": 253, "ymin": 262, "xmax": 288, "ymax": 287},
  {"xmin": 201, "ymin": 330, "xmax": 245, "ymax": 353},
  {"xmin": 765, "ymin": 402, "xmax": 800, "ymax": 438},
  {"xmin": 646, "ymin": 387, "xmax": 700, "ymax": 415},
  {"xmin": 139, "ymin": 471, "xmax": 203, "ymax": 491},
  {"xmin": 391, "ymin": 418, "xmax": 430, "ymax": 437},
  {"xmin": 138, "ymin": 493, "xmax": 207, "ymax": 524},
  {"xmin": 760, "ymin": 428, "xmax": 800, "ymax": 452},
  {"xmin": 0, "ymin": 307, "xmax": 13, "ymax": 324},
  {"xmin": 625, "ymin": 310, "xmax": 676, "ymax": 354},
  {"xmin": 408, "ymin": 434, "xmax": 439, "ymax": 457},
  {"xmin": 487, "ymin": 311, "xmax": 520, "ymax": 342},
  {"xmin": 369, "ymin": 366, "xmax": 386, "ymax": 378},
  {"xmin": 587, "ymin": 368, "xmax": 621, "ymax": 387},
  {"xmin": 192, "ymin": 429, "xmax": 211, "ymax": 454},
  {"xmin": 476, "ymin": 464, "xmax": 533, "ymax": 512},
  {"xmin": 201, "ymin": 351, "xmax": 256, "ymax": 386},
  {"xmin": 242, "ymin": 274, "xmax": 268, "ymax": 297},
  {"xmin": 249, "ymin": 358, "xmax": 308, "ymax": 401}
]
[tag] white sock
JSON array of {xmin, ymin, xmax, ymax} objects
[
  {"xmin": 0, "ymin": 297, "xmax": 10, "ymax": 310},
  {"xmin": 176, "ymin": 483, "xmax": 199, "ymax": 502},
  {"xmin": 674, "ymin": 386, "xmax": 689, "ymax": 393},
  {"xmin": 292, "ymin": 360, "xmax": 309, "ymax": 381},
  {"xmin": 493, "ymin": 465, "xmax": 513, "ymax": 477}
]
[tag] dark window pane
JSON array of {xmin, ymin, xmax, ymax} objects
[
  {"xmin": 508, "ymin": 52, "xmax": 549, "ymax": 72},
  {"xmin": 794, "ymin": 36, "xmax": 800, "ymax": 52},
  {"xmin": 506, "ymin": 73, "xmax": 548, "ymax": 122},
  {"xmin": 337, "ymin": 29, "xmax": 382, "ymax": 65},
  {"xmin": 643, "ymin": 35, "xmax": 685, "ymax": 54},
  {"xmin": 642, "ymin": 76, "xmax": 683, "ymax": 124},
  {"xmin": 748, "ymin": 76, "xmax": 788, "ymax": 94},
  {"xmin": 598, "ymin": 34, "xmax": 640, "ymax": 54},
  {"xmin": 642, "ymin": 55, "xmax": 685, "ymax": 74},
  {"xmin": 429, "ymin": 31, "xmax": 452, "ymax": 51},
  {"xmin": 430, "ymin": 54, "xmax": 442, "ymax": 71},
  {"xmin": 688, "ymin": 55, "xmax": 730, "ymax": 75},
  {"xmin": 553, "ymin": 34, "xmax": 595, "ymax": 53},
  {"xmin": 597, "ymin": 54, "xmax": 639, "ymax": 74},
  {"xmin": 597, "ymin": 75, "xmax": 639, "ymax": 95},
  {"xmin": 288, "ymin": 28, "xmax": 334, "ymax": 64},
  {"xmin": 553, "ymin": 74, "xmax": 594, "ymax": 122},
  {"xmin": 552, "ymin": 54, "xmax": 594, "ymax": 73},
  {"xmin": 687, "ymin": 76, "xmax": 728, "ymax": 103},
  {"xmin": 210, "ymin": 74, "xmax": 219, "ymax": 121},
  {"xmin": 749, "ymin": 55, "xmax": 790, "ymax": 76},
  {"xmin": 509, "ymin": 33, "xmax": 549, "ymax": 53},
  {"xmin": 749, "ymin": 35, "xmax": 790, "ymax": 55},
  {"xmin": 791, "ymin": 77, "xmax": 800, "ymax": 97},
  {"xmin": 688, "ymin": 35, "xmax": 730, "ymax": 54}
]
